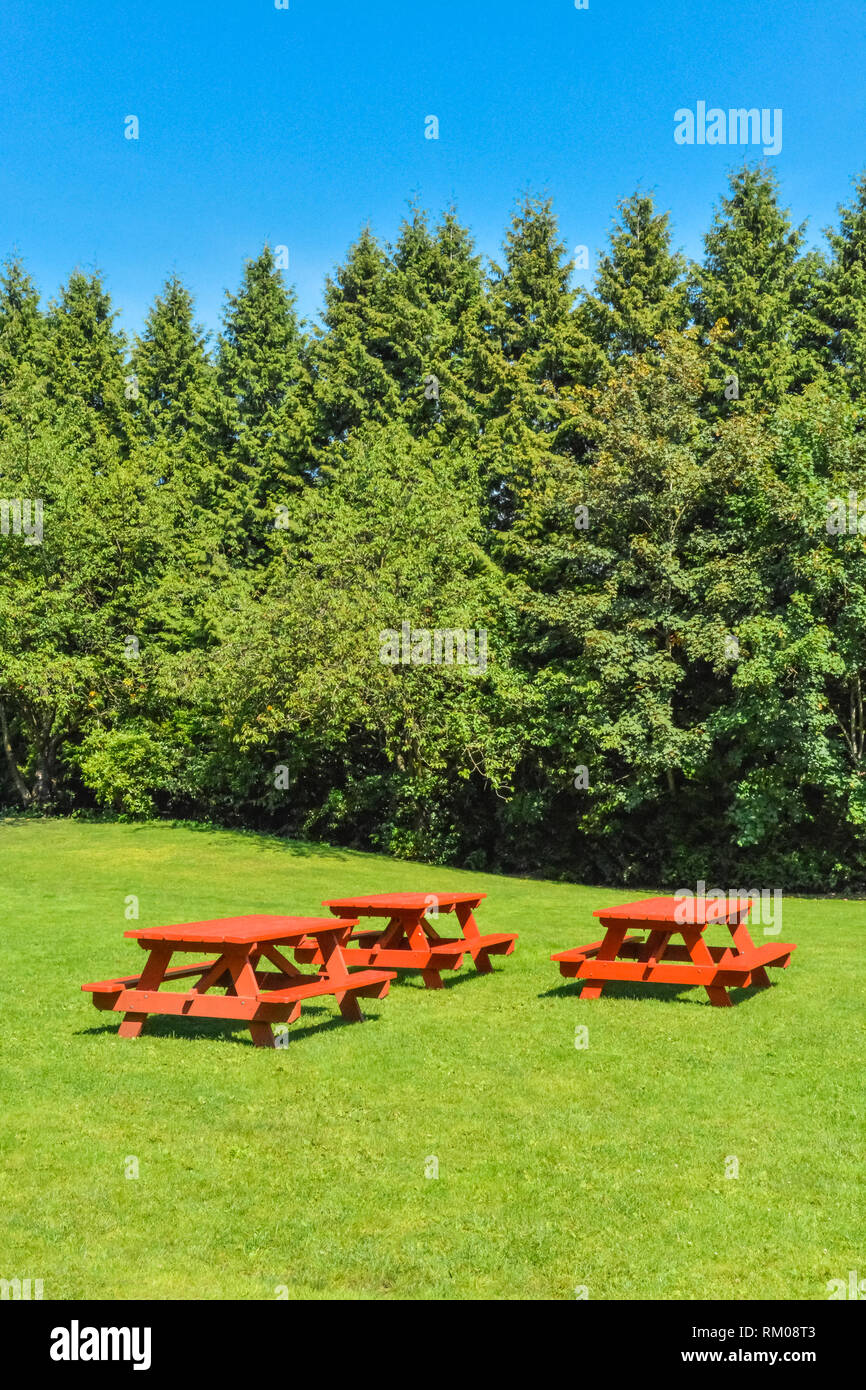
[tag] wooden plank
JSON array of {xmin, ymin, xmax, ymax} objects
[
  {"xmin": 552, "ymin": 940, "xmax": 604, "ymax": 963},
  {"xmin": 124, "ymin": 915, "xmax": 360, "ymax": 946},
  {"xmin": 592, "ymin": 896, "xmax": 753, "ymax": 924},
  {"xmin": 107, "ymin": 988, "xmax": 264, "ymax": 1020},
  {"xmin": 82, "ymin": 958, "xmax": 217, "ymax": 992},
  {"xmin": 101, "ymin": 969, "xmax": 395, "ymax": 1024},
  {"xmin": 341, "ymin": 976, "xmax": 393, "ymax": 1001},
  {"xmin": 324, "ymin": 893, "xmax": 486, "ymax": 913},
  {"xmin": 289, "ymin": 943, "xmax": 322, "ymax": 965},
  {"xmin": 717, "ymin": 942, "xmax": 796, "ymax": 970},
  {"xmin": 258, "ymin": 969, "xmax": 396, "ymax": 1003},
  {"xmin": 89, "ymin": 989, "xmax": 123, "ymax": 1011},
  {"xmin": 573, "ymin": 959, "xmax": 728, "ymax": 986},
  {"xmin": 552, "ymin": 935, "xmax": 645, "ymax": 964},
  {"xmin": 344, "ymin": 947, "xmax": 462, "ymax": 969},
  {"xmin": 294, "ymin": 943, "xmax": 464, "ymax": 970},
  {"xmin": 573, "ymin": 953, "xmax": 791, "ymax": 986},
  {"xmin": 462, "ymin": 932, "xmax": 517, "ymax": 955}
]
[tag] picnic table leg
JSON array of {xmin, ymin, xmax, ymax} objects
[
  {"xmin": 225, "ymin": 955, "xmax": 278, "ymax": 1047},
  {"xmin": 196, "ymin": 952, "xmax": 276, "ymax": 1047},
  {"xmin": 682, "ymin": 929, "xmax": 734, "ymax": 1006},
  {"xmin": 343, "ymin": 913, "xmax": 429, "ymax": 979},
  {"xmin": 454, "ymin": 902, "xmax": 493, "ymax": 973},
  {"xmin": 184, "ymin": 949, "xmax": 278, "ymax": 1044},
  {"xmin": 579, "ymin": 923, "xmax": 629, "ymax": 999},
  {"xmin": 374, "ymin": 911, "xmax": 448, "ymax": 987},
  {"xmin": 704, "ymin": 984, "xmax": 734, "ymax": 1007},
  {"xmin": 117, "ymin": 1013, "xmax": 149, "ymax": 1038},
  {"xmin": 191, "ymin": 952, "xmax": 237, "ymax": 994},
  {"xmin": 318, "ymin": 928, "xmax": 369, "ymax": 1021},
  {"xmin": 118, "ymin": 945, "xmax": 173, "ymax": 1037},
  {"xmin": 725, "ymin": 914, "xmax": 772, "ymax": 988},
  {"xmin": 402, "ymin": 911, "xmax": 445, "ymax": 988}
]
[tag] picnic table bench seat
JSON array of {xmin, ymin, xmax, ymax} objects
[
  {"xmin": 83, "ymin": 958, "xmax": 222, "ymax": 1005},
  {"xmin": 333, "ymin": 931, "xmax": 514, "ymax": 959},
  {"xmin": 83, "ymin": 963, "xmax": 394, "ymax": 1007}
]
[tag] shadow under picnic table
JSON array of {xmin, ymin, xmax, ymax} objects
[
  {"xmin": 387, "ymin": 962, "xmax": 509, "ymax": 990},
  {"xmin": 539, "ymin": 979, "xmax": 777, "ymax": 1007},
  {"xmin": 76, "ymin": 1002, "xmax": 387, "ymax": 1047}
]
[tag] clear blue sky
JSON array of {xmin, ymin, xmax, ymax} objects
[{"xmin": 1, "ymin": 0, "xmax": 864, "ymax": 342}]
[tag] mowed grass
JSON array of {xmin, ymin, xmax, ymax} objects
[{"xmin": 0, "ymin": 819, "xmax": 863, "ymax": 1301}]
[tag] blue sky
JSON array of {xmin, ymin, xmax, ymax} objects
[{"xmin": 1, "ymin": 0, "xmax": 864, "ymax": 343}]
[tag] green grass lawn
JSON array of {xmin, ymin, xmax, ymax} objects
[{"xmin": 1, "ymin": 818, "xmax": 863, "ymax": 1300}]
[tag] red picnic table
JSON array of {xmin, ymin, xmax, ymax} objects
[
  {"xmin": 552, "ymin": 896, "xmax": 796, "ymax": 1007},
  {"xmin": 293, "ymin": 892, "xmax": 517, "ymax": 989},
  {"xmin": 82, "ymin": 915, "xmax": 396, "ymax": 1047}
]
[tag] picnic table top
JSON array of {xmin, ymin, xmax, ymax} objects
[
  {"xmin": 323, "ymin": 892, "xmax": 486, "ymax": 912},
  {"xmin": 593, "ymin": 896, "xmax": 754, "ymax": 924},
  {"xmin": 125, "ymin": 915, "xmax": 359, "ymax": 946}
]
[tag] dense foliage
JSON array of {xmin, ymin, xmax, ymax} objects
[{"xmin": 2, "ymin": 168, "xmax": 866, "ymax": 887}]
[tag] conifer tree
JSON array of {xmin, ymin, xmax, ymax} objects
[
  {"xmin": 131, "ymin": 273, "xmax": 215, "ymax": 453},
  {"xmin": 819, "ymin": 171, "xmax": 866, "ymax": 403},
  {"xmin": 381, "ymin": 204, "xmax": 487, "ymax": 438},
  {"xmin": 0, "ymin": 257, "xmax": 48, "ymax": 439},
  {"xmin": 488, "ymin": 196, "xmax": 579, "ymax": 377},
  {"xmin": 583, "ymin": 192, "xmax": 689, "ymax": 361},
  {"xmin": 483, "ymin": 196, "xmax": 596, "ymax": 534},
  {"xmin": 216, "ymin": 246, "xmax": 313, "ymax": 547},
  {"xmin": 311, "ymin": 226, "xmax": 400, "ymax": 449},
  {"xmin": 691, "ymin": 166, "xmax": 817, "ymax": 405},
  {"xmin": 45, "ymin": 269, "xmax": 132, "ymax": 450}
]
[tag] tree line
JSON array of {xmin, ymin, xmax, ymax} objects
[{"xmin": 2, "ymin": 165, "xmax": 866, "ymax": 888}]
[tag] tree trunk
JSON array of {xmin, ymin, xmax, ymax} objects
[
  {"xmin": 32, "ymin": 714, "xmax": 59, "ymax": 806},
  {"xmin": 0, "ymin": 699, "xmax": 32, "ymax": 806}
]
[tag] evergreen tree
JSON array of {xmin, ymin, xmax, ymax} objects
[
  {"xmin": 483, "ymin": 196, "xmax": 596, "ymax": 536},
  {"xmin": 583, "ymin": 192, "xmax": 689, "ymax": 361},
  {"xmin": 380, "ymin": 204, "xmax": 488, "ymax": 438},
  {"xmin": 311, "ymin": 226, "xmax": 400, "ymax": 449},
  {"xmin": 199, "ymin": 420, "xmax": 524, "ymax": 861},
  {"xmin": 131, "ymin": 273, "xmax": 215, "ymax": 454},
  {"xmin": 45, "ymin": 269, "xmax": 132, "ymax": 449},
  {"xmin": 0, "ymin": 257, "xmax": 48, "ymax": 439},
  {"xmin": 4, "ymin": 180, "xmax": 866, "ymax": 886},
  {"xmin": 216, "ymin": 246, "xmax": 313, "ymax": 549},
  {"xmin": 691, "ymin": 166, "xmax": 817, "ymax": 405},
  {"xmin": 819, "ymin": 171, "xmax": 866, "ymax": 404},
  {"xmin": 0, "ymin": 258, "xmax": 44, "ymax": 388},
  {"xmin": 488, "ymin": 195, "xmax": 580, "ymax": 379}
]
